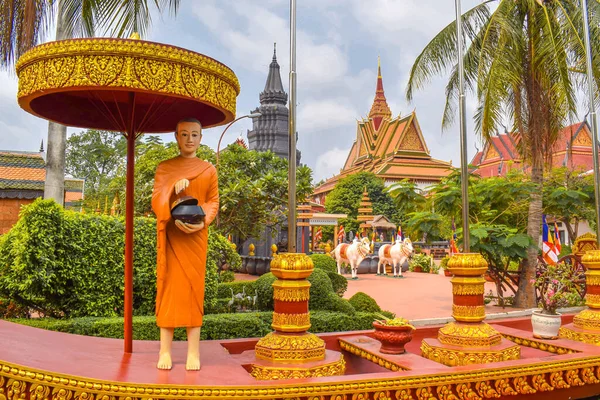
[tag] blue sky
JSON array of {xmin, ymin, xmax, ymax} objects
[{"xmin": 0, "ymin": 0, "xmax": 483, "ymax": 182}]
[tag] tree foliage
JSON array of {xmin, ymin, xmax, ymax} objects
[{"xmin": 325, "ymin": 172, "xmax": 398, "ymax": 234}]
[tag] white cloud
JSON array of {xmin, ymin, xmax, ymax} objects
[
  {"xmin": 315, "ymin": 147, "xmax": 351, "ymax": 181},
  {"xmin": 297, "ymin": 99, "xmax": 358, "ymax": 132}
]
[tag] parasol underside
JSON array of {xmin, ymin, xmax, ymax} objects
[{"xmin": 16, "ymin": 38, "xmax": 241, "ymax": 133}]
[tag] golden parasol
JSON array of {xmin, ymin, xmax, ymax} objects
[{"xmin": 16, "ymin": 37, "xmax": 240, "ymax": 352}]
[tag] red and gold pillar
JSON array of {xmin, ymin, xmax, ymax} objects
[
  {"xmin": 421, "ymin": 253, "xmax": 520, "ymax": 366},
  {"xmin": 560, "ymin": 250, "xmax": 600, "ymax": 343},
  {"xmin": 251, "ymin": 253, "xmax": 345, "ymax": 380}
]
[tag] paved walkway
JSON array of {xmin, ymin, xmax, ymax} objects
[
  {"xmin": 235, "ymin": 271, "xmax": 523, "ymax": 321},
  {"xmin": 342, "ymin": 271, "xmax": 520, "ymax": 321}
]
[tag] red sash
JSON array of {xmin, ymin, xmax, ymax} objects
[
  {"xmin": 382, "ymin": 244, "xmax": 392, "ymax": 259},
  {"xmin": 339, "ymin": 243, "xmax": 349, "ymax": 260}
]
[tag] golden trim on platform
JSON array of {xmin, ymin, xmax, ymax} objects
[
  {"xmin": 452, "ymin": 305, "xmax": 486, "ymax": 322},
  {"xmin": 437, "ymin": 322, "xmax": 501, "ymax": 347},
  {"xmin": 5, "ymin": 356, "xmax": 600, "ymax": 398},
  {"xmin": 501, "ymin": 333, "xmax": 577, "ymax": 354},
  {"xmin": 338, "ymin": 341, "xmax": 408, "ymax": 372},
  {"xmin": 16, "ymin": 39, "xmax": 239, "ymax": 127},
  {"xmin": 420, "ymin": 340, "xmax": 520, "ymax": 367},
  {"xmin": 272, "ymin": 280, "xmax": 311, "ymax": 302},
  {"xmin": 271, "ymin": 312, "xmax": 311, "ymax": 332},
  {"xmin": 255, "ymin": 332, "xmax": 325, "ymax": 362},
  {"xmin": 250, "ymin": 355, "xmax": 345, "ymax": 380},
  {"xmin": 270, "ymin": 253, "xmax": 314, "ymax": 280},
  {"xmin": 559, "ymin": 325, "xmax": 600, "ymax": 345}
]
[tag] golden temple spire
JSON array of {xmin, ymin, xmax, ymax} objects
[{"xmin": 368, "ymin": 57, "xmax": 392, "ymax": 131}]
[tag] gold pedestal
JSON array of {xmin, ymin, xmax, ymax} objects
[
  {"xmin": 560, "ymin": 250, "xmax": 600, "ymax": 344},
  {"xmin": 421, "ymin": 253, "xmax": 520, "ymax": 366},
  {"xmin": 250, "ymin": 253, "xmax": 345, "ymax": 379}
]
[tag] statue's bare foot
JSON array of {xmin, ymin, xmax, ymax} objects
[
  {"xmin": 157, "ymin": 352, "xmax": 172, "ymax": 370},
  {"xmin": 186, "ymin": 353, "xmax": 201, "ymax": 371}
]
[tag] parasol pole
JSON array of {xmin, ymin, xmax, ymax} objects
[
  {"xmin": 581, "ymin": 0, "xmax": 600, "ymax": 245},
  {"xmin": 455, "ymin": 0, "xmax": 470, "ymax": 252},
  {"xmin": 288, "ymin": 0, "xmax": 297, "ymax": 252},
  {"xmin": 124, "ymin": 92, "xmax": 136, "ymax": 353}
]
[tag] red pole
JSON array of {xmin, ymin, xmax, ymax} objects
[{"xmin": 124, "ymin": 92, "xmax": 136, "ymax": 353}]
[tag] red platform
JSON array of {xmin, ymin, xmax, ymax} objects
[{"xmin": 2, "ymin": 315, "xmax": 600, "ymax": 399}]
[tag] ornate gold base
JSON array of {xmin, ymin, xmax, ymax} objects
[
  {"xmin": 250, "ymin": 350, "xmax": 345, "ymax": 380},
  {"xmin": 559, "ymin": 323, "xmax": 600, "ymax": 345},
  {"xmin": 255, "ymin": 332, "xmax": 326, "ymax": 362},
  {"xmin": 438, "ymin": 322, "xmax": 502, "ymax": 347},
  {"xmin": 573, "ymin": 308, "xmax": 600, "ymax": 330},
  {"xmin": 421, "ymin": 338, "xmax": 520, "ymax": 367}
]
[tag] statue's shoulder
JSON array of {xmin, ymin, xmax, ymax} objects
[{"xmin": 197, "ymin": 159, "xmax": 216, "ymax": 175}]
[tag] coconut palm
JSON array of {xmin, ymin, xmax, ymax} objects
[
  {"xmin": 1, "ymin": 0, "xmax": 180, "ymax": 205},
  {"xmin": 406, "ymin": 0, "xmax": 600, "ymax": 307}
]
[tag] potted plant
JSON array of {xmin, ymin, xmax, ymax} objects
[
  {"xmin": 409, "ymin": 253, "xmax": 431, "ymax": 273},
  {"xmin": 440, "ymin": 256, "xmax": 451, "ymax": 276},
  {"xmin": 531, "ymin": 263, "xmax": 575, "ymax": 339},
  {"xmin": 372, "ymin": 314, "xmax": 415, "ymax": 354}
]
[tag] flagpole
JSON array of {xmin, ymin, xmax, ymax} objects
[
  {"xmin": 287, "ymin": 0, "xmax": 298, "ymax": 252},
  {"xmin": 455, "ymin": 0, "xmax": 470, "ymax": 251},
  {"xmin": 581, "ymin": 0, "xmax": 600, "ymax": 245}
]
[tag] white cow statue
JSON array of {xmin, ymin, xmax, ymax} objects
[
  {"xmin": 331, "ymin": 237, "xmax": 371, "ymax": 280},
  {"xmin": 377, "ymin": 238, "xmax": 414, "ymax": 278}
]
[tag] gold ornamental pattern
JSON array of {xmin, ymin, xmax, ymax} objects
[
  {"xmin": 16, "ymin": 39, "xmax": 239, "ymax": 125},
  {"xmin": 420, "ymin": 341, "xmax": 520, "ymax": 367},
  {"xmin": 447, "ymin": 253, "xmax": 488, "ymax": 276},
  {"xmin": 437, "ymin": 322, "xmax": 501, "ymax": 347},
  {"xmin": 452, "ymin": 305, "xmax": 486, "ymax": 322},
  {"xmin": 451, "ymin": 276, "xmax": 486, "ymax": 296},
  {"xmin": 250, "ymin": 356, "xmax": 345, "ymax": 381},
  {"xmin": 271, "ymin": 312, "xmax": 311, "ymax": 332},
  {"xmin": 585, "ymin": 272, "xmax": 600, "ymax": 286},
  {"xmin": 272, "ymin": 280, "xmax": 311, "ymax": 302},
  {"xmin": 560, "ymin": 326, "xmax": 600, "ymax": 345},
  {"xmin": 270, "ymin": 253, "xmax": 314, "ymax": 280},
  {"xmin": 5, "ymin": 358, "xmax": 600, "ymax": 399},
  {"xmin": 502, "ymin": 333, "xmax": 576, "ymax": 354},
  {"xmin": 573, "ymin": 309, "xmax": 600, "ymax": 329},
  {"xmin": 585, "ymin": 294, "xmax": 600, "ymax": 308},
  {"xmin": 339, "ymin": 341, "xmax": 407, "ymax": 372},
  {"xmin": 255, "ymin": 332, "xmax": 325, "ymax": 362},
  {"xmin": 582, "ymin": 249, "xmax": 600, "ymax": 269}
]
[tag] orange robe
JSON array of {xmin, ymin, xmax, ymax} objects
[{"xmin": 151, "ymin": 156, "xmax": 219, "ymax": 328}]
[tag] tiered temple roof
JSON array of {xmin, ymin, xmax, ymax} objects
[
  {"xmin": 312, "ymin": 60, "xmax": 453, "ymax": 205},
  {"xmin": 357, "ymin": 188, "xmax": 374, "ymax": 231},
  {"xmin": 470, "ymin": 121, "xmax": 595, "ymax": 177}
]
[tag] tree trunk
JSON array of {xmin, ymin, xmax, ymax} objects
[{"xmin": 43, "ymin": 0, "xmax": 70, "ymax": 206}]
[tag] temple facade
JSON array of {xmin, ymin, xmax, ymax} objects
[
  {"xmin": 247, "ymin": 44, "xmax": 300, "ymax": 163},
  {"xmin": 470, "ymin": 121, "xmax": 595, "ymax": 177},
  {"xmin": 312, "ymin": 60, "xmax": 453, "ymax": 205}
]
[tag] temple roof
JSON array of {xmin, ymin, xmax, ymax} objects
[
  {"xmin": 259, "ymin": 43, "xmax": 287, "ymax": 105},
  {"xmin": 367, "ymin": 57, "xmax": 392, "ymax": 131}
]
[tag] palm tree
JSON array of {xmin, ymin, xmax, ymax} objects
[
  {"xmin": 406, "ymin": 0, "xmax": 600, "ymax": 307},
  {"xmin": 1, "ymin": 0, "xmax": 180, "ymax": 205}
]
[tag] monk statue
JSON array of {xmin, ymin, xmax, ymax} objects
[{"xmin": 151, "ymin": 118, "xmax": 219, "ymax": 370}]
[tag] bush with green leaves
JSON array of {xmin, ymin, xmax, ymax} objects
[
  {"xmin": 409, "ymin": 253, "xmax": 432, "ymax": 273},
  {"xmin": 310, "ymin": 254, "xmax": 337, "ymax": 274},
  {"xmin": 348, "ymin": 292, "xmax": 381, "ymax": 313},
  {"xmin": 308, "ymin": 268, "xmax": 355, "ymax": 314},
  {"xmin": 440, "ymin": 256, "xmax": 451, "ymax": 270},
  {"xmin": 327, "ymin": 272, "xmax": 348, "ymax": 297},
  {"xmin": 217, "ymin": 281, "xmax": 257, "ymax": 299},
  {"xmin": 12, "ymin": 310, "xmax": 390, "ymax": 339},
  {"xmin": 219, "ymin": 270, "xmax": 235, "ymax": 283},
  {"xmin": 0, "ymin": 199, "xmax": 232, "ymax": 318},
  {"xmin": 254, "ymin": 272, "xmax": 277, "ymax": 311}
]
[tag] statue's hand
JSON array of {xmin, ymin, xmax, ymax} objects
[
  {"xmin": 175, "ymin": 219, "xmax": 205, "ymax": 234},
  {"xmin": 174, "ymin": 179, "xmax": 190, "ymax": 195}
]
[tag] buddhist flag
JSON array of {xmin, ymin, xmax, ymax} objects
[
  {"xmin": 450, "ymin": 218, "xmax": 459, "ymax": 254},
  {"xmin": 338, "ymin": 225, "xmax": 345, "ymax": 242},
  {"xmin": 554, "ymin": 222, "xmax": 562, "ymax": 254},
  {"xmin": 542, "ymin": 215, "xmax": 558, "ymax": 265},
  {"xmin": 396, "ymin": 226, "xmax": 403, "ymax": 241},
  {"xmin": 314, "ymin": 227, "xmax": 323, "ymax": 244}
]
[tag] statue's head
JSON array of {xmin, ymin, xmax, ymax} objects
[{"xmin": 175, "ymin": 118, "xmax": 202, "ymax": 158}]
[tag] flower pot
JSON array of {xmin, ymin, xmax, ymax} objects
[
  {"xmin": 413, "ymin": 266, "xmax": 423, "ymax": 273},
  {"xmin": 444, "ymin": 269, "xmax": 452, "ymax": 277},
  {"xmin": 531, "ymin": 310, "xmax": 562, "ymax": 339},
  {"xmin": 372, "ymin": 321, "xmax": 414, "ymax": 354}
]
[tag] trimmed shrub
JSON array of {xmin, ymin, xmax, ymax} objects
[
  {"xmin": 10, "ymin": 310, "xmax": 386, "ymax": 339},
  {"xmin": 310, "ymin": 254, "xmax": 337, "ymax": 274},
  {"xmin": 327, "ymin": 272, "xmax": 348, "ymax": 296},
  {"xmin": 219, "ymin": 270, "xmax": 235, "ymax": 283},
  {"xmin": 348, "ymin": 292, "xmax": 381, "ymax": 313},
  {"xmin": 0, "ymin": 199, "xmax": 228, "ymax": 318},
  {"xmin": 254, "ymin": 272, "xmax": 277, "ymax": 311},
  {"xmin": 308, "ymin": 269, "xmax": 355, "ymax": 315}
]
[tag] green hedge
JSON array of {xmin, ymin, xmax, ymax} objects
[
  {"xmin": 348, "ymin": 292, "xmax": 381, "ymax": 313},
  {"xmin": 327, "ymin": 272, "xmax": 348, "ymax": 296},
  {"xmin": 10, "ymin": 310, "xmax": 384, "ymax": 339},
  {"xmin": 217, "ymin": 281, "xmax": 257, "ymax": 299},
  {"xmin": 310, "ymin": 254, "xmax": 337, "ymax": 274},
  {"xmin": 0, "ymin": 199, "xmax": 238, "ymax": 318}
]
